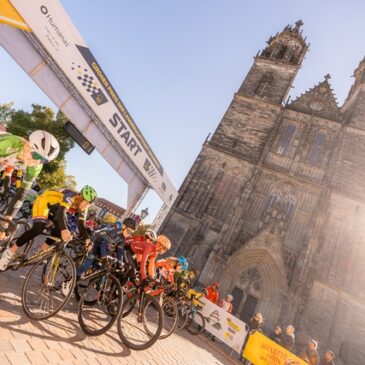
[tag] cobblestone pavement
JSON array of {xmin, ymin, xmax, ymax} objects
[{"xmin": 0, "ymin": 267, "xmax": 239, "ymax": 365}]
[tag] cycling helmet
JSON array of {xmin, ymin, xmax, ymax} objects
[
  {"xmin": 177, "ymin": 256, "xmax": 188, "ymax": 271},
  {"xmin": 115, "ymin": 221, "xmax": 123, "ymax": 230},
  {"xmin": 123, "ymin": 217, "xmax": 137, "ymax": 230},
  {"xmin": 227, "ymin": 294, "xmax": 233, "ymax": 301},
  {"xmin": 145, "ymin": 229, "xmax": 157, "ymax": 241},
  {"xmin": 80, "ymin": 185, "xmax": 97, "ymax": 203},
  {"xmin": 156, "ymin": 235, "xmax": 171, "ymax": 251},
  {"xmin": 29, "ymin": 130, "xmax": 60, "ymax": 162}
]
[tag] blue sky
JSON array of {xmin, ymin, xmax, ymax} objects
[{"xmin": 0, "ymin": 0, "xmax": 364, "ymax": 223}]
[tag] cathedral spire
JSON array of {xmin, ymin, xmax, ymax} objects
[
  {"xmin": 341, "ymin": 56, "xmax": 365, "ymax": 128},
  {"xmin": 259, "ymin": 20, "xmax": 308, "ymax": 66},
  {"xmin": 239, "ymin": 21, "xmax": 309, "ymax": 105}
]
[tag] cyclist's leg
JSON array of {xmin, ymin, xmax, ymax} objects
[
  {"xmin": 0, "ymin": 220, "xmax": 46, "ymax": 270},
  {"xmin": 76, "ymin": 242, "xmax": 97, "ymax": 278}
]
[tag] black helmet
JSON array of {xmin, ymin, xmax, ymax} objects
[{"xmin": 123, "ymin": 217, "xmax": 137, "ymax": 230}]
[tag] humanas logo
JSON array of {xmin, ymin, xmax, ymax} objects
[{"xmin": 40, "ymin": 5, "xmax": 69, "ymax": 47}]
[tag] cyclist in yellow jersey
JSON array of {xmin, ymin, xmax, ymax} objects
[{"xmin": 0, "ymin": 186, "xmax": 97, "ymax": 271}]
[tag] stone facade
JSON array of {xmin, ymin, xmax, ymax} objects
[{"xmin": 160, "ymin": 21, "xmax": 365, "ymax": 363}]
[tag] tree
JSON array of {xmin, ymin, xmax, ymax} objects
[
  {"xmin": 0, "ymin": 102, "xmax": 14, "ymax": 125},
  {"xmin": 5, "ymin": 104, "xmax": 76, "ymax": 188},
  {"xmin": 65, "ymin": 174, "xmax": 77, "ymax": 190}
]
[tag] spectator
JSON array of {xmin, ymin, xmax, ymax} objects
[
  {"xmin": 282, "ymin": 325, "xmax": 295, "ymax": 352},
  {"xmin": 248, "ymin": 312, "xmax": 264, "ymax": 331},
  {"xmin": 270, "ymin": 325, "xmax": 283, "ymax": 344},
  {"xmin": 203, "ymin": 282, "xmax": 219, "ymax": 304},
  {"xmin": 219, "ymin": 294, "xmax": 234, "ymax": 314},
  {"xmin": 300, "ymin": 340, "xmax": 319, "ymax": 365},
  {"xmin": 319, "ymin": 350, "xmax": 335, "ymax": 365}
]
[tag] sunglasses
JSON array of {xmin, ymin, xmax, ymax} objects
[{"xmin": 31, "ymin": 151, "xmax": 48, "ymax": 164}]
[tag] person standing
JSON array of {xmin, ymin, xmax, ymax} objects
[
  {"xmin": 203, "ymin": 282, "xmax": 219, "ymax": 304},
  {"xmin": 282, "ymin": 325, "xmax": 296, "ymax": 352},
  {"xmin": 219, "ymin": 294, "xmax": 234, "ymax": 313},
  {"xmin": 270, "ymin": 325, "xmax": 283, "ymax": 344},
  {"xmin": 300, "ymin": 340, "xmax": 319, "ymax": 365},
  {"xmin": 319, "ymin": 350, "xmax": 335, "ymax": 365}
]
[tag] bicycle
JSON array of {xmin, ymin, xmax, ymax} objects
[
  {"xmin": 147, "ymin": 276, "xmax": 179, "ymax": 339},
  {"xmin": 117, "ymin": 280, "xmax": 164, "ymax": 350},
  {"xmin": 0, "ymin": 216, "xmax": 77, "ymax": 320},
  {"xmin": 77, "ymin": 255, "xmax": 124, "ymax": 336}
]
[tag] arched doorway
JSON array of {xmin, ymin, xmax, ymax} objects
[{"xmin": 219, "ymin": 247, "xmax": 287, "ymax": 328}]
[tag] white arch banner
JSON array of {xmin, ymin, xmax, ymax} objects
[{"xmin": 3, "ymin": 0, "xmax": 177, "ymax": 208}]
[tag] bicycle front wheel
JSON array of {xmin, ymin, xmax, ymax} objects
[
  {"xmin": 118, "ymin": 293, "xmax": 163, "ymax": 350},
  {"xmin": 21, "ymin": 251, "xmax": 76, "ymax": 320},
  {"xmin": 175, "ymin": 302, "xmax": 189, "ymax": 332},
  {"xmin": 78, "ymin": 274, "xmax": 123, "ymax": 336},
  {"xmin": 159, "ymin": 296, "xmax": 178, "ymax": 339},
  {"xmin": 186, "ymin": 310, "xmax": 206, "ymax": 335}
]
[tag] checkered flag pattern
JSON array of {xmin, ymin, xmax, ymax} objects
[{"xmin": 72, "ymin": 63, "xmax": 108, "ymax": 105}]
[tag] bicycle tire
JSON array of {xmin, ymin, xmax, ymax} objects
[
  {"xmin": 158, "ymin": 296, "xmax": 178, "ymax": 339},
  {"xmin": 78, "ymin": 274, "xmax": 123, "ymax": 336},
  {"xmin": 117, "ymin": 292, "xmax": 163, "ymax": 350},
  {"xmin": 21, "ymin": 250, "xmax": 76, "ymax": 320},
  {"xmin": 175, "ymin": 302, "xmax": 189, "ymax": 332},
  {"xmin": 186, "ymin": 310, "xmax": 206, "ymax": 335}
]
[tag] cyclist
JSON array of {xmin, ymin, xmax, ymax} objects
[
  {"xmin": 0, "ymin": 185, "xmax": 97, "ymax": 271},
  {"xmin": 125, "ymin": 234, "xmax": 171, "ymax": 282},
  {"xmin": 76, "ymin": 217, "xmax": 137, "ymax": 279},
  {"xmin": 0, "ymin": 130, "xmax": 60, "ymax": 238}
]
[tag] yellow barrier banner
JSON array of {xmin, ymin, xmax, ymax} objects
[
  {"xmin": 0, "ymin": 0, "xmax": 30, "ymax": 31},
  {"xmin": 243, "ymin": 332, "xmax": 307, "ymax": 365}
]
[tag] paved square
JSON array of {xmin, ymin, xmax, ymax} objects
[{"xmin": 0, "ymin": 267, "xmax": 239, "ymax": 365}]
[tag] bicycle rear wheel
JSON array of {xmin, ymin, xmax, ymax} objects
[
  {"xmin": 21, "ymin": 251, "xmax": 76, "ymax": 320},
  {"xmin": 117, "ymin": 292, "xmax": 163, "ymax": 350},
  {"xmin": 78, "ymin": 274, "xmax": 123, "ymax": 336}
]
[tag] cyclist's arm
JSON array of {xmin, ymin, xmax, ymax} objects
[
  {"xmin": 147, "ymin": 253, "xmax": 157, "ymax": 278},
  {"xmin": 77, "ymin": 210, "xmax": 89, "ymax": 240},
  {"xmin": 55, "ymin": 205, "xmax": 69, "ymax": 232}
]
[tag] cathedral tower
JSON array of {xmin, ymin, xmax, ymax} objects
[{"xmin": 160, "ymin": 22, "xmax": 365, "ymax": 363}]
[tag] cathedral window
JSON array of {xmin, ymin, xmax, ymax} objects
[
  {"xmin": 276, "ymin": 123, "xmax": 296, "ymax": 155},
  {"xmin": 278, "ymin": 45, "xmax": 288, "ymax": 59},
  {"xmin": 282, "ymin": 194, "xmax": 296, "ymax": 218},
  {"xmin": 307, "ymin": 131, "xmax": 326, "ymax": 165},
  {"xmin": 255, "ymin": 73, "xmax": 273, "ymax": 97}
]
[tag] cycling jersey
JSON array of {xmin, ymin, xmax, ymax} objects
[
  {"xmin": 155, "ymin": 258, "xmax": 178, "ymax": 283},
  {"xmin": 32, "ymin": 189, "xmax": 88, "ymax": 239},
  {"xmin": 0, "ymin": 135, "xmax": 42, "ymax": 190},
  {"xmin": 128, "ymin": 236, "xmax": 158, "ymax": 280},
  {"xmin": 0, "ymin": 134, "xmax": 43, "ymax": 218}
]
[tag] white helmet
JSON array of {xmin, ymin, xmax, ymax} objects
[
  {"xmin": 29, "ymin": 130, "xmax": 60, "ymax": 162},
  {"xmin": 145, "ymin": 229, "xmax": 157, "ymax": 242}
]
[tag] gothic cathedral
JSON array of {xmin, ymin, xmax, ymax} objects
[{"xmin": 160, "ymin": 21, "xmax": 365, "ymax": 363}]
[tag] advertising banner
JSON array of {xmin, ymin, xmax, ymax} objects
[
  {"xmin": 200, "ymin": 297, "xmax": 249, "ymax": 354},
  {"xmin": 0, "ymin": 0, "xmax": 30, "ymax": 31},
  {"xmin": 9, "ymin": 0, "xmax": 177, "ymax": 207},
  {"xmin": 243, "ymin": 331, "xmax": 307, "ymax": 365}
]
